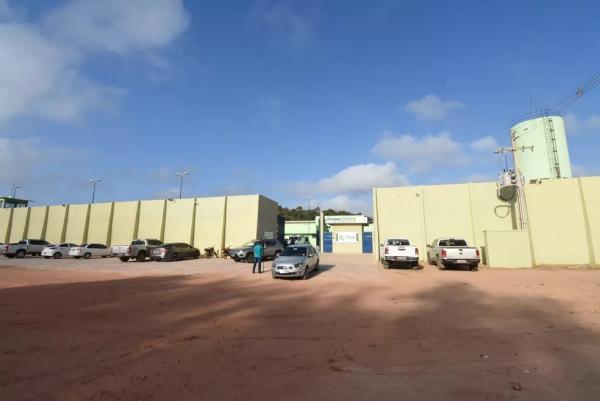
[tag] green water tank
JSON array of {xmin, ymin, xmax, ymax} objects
[{"xmin": 511, "ymin": 115, "xmax": 572, "ymax": 182}]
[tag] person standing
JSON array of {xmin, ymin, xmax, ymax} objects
[{"xmin": 252, "ymin": 241, "xmax": 264, "ymax": 274}]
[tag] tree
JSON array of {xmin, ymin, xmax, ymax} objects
[{"xmin": 278, "ymin": 205, "xmax": 362, "ymax": 221}]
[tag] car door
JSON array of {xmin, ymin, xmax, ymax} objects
[
  {"xmin": 428, "ymin": 240, "xmax": 437, "ymax": 261},
  {"xmin": 308, "ymin": 246, "xmax": 317, "ymax": 270},
  {"xmin": 97, "ymin": 244, "xmax": 109, "ymax": 256}
]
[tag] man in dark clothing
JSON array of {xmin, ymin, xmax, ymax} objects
[{"xmin": 252, "ymin": 241, "xmax": 264, "ymax": 273}]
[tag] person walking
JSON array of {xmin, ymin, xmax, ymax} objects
[{"xmin": 252, "ymin": 241, "xmax": 264, "ymax": 274}]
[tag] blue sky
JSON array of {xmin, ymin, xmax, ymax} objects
[{"xmin": 1, "ymin": 0, "xmax": 599, "ymax": 214}]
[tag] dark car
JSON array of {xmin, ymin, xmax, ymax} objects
[{"xmin": 150, "ymin": 243, "xmax": 200, "ymax": 261}]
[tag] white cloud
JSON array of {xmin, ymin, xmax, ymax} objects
[
  {"xmin": 0, "ymin": 0, "xmax": 189, "ymax": 126},
  {"xmin": 295, "ymin": 162, "xmax": 409, "ymax": 195},
  {"xmin": 470, "ymin": 136, "xmax": 499, "ymax": 153},
  {"xmin": 587, "ymin": 115, "xmax": 600, "ymax": 130},
  {"xmin": 563, "ymin": 113, "xmax": 600, "ymax": 135},
  {"xmin": 372, "ymin": 131, "xmax": 467, "ymax": 172},
  {"xmin": 404, "ymin": 94, "xmax": 464, "ymax": 121},
  {"xmin": 44, "ymin": 0, "xmax": 190, "ymax": 54},
  {"xmin": 320, "ymin": 194, "xmax": 372, "ymax": 215},
  {"xmin": 250, "ymin": 0, "xmax": 314, "ymax": 50}
]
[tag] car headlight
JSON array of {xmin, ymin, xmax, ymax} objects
[{"xmin": 294, "ymin": 263, "xmax": 303, "ymax": 268}]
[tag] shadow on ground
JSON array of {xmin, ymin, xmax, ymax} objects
[{"xmin": 0, "ymin": 272, "xmax": 598, "ymax": 401}]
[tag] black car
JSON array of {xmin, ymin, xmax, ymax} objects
[{"xmin": 150, "ymin": 243, "xmax": 200, "ymax": 261}]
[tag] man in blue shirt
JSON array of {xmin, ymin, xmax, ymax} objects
[{"xmin": 252, "ymin": 241, "xmax": 264, "ymax": 274}]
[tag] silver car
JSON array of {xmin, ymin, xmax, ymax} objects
[{"xmin": 272, "ymin": 244, "xmax": 319, "ymax": 280}]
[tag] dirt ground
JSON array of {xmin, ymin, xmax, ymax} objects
[{"xmin": 1, "ymin": 254, "xmax": 599, "ymax": 401}]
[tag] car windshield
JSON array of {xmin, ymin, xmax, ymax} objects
[
  {"xmin": 387, "ymin": 239, "xmax": 409, "ymax": 246},
  {"xmin": 80, "ymin": 244, "xmax": 88, "ymax": 247},
  {"xmin": 242, "ymin": 240, "xmax": 257, "ymax": 247},
  {"xmin": 132, "ymin": 240, "xmax": 145, "ymax": 245},
  {"xmin": 281, "ymin": 247, "xmax": 307, "ymax": 257}
]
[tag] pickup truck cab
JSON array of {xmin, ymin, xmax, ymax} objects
[
  {"xmin": 381, "ymin": 238, "xmax": 419, "ymax": 269},
  {"xmin": 112, "ymin": 239, "xmax": 163, "ymax": 262},
  {"xmin": 2, "ymin": 239, "xmax": 50, "ymax": 258},
  {"xmin": 427, "ymin": 238, "xmax": 480, "ymax": 271}
]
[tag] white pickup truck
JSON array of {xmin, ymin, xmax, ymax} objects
[
  {"xmin": 112, "ymin": 239, "xmax": 164, "ymax": 262},
  {"xmin": 427, "ymin": 237, "xmax": 480, "ymax": 271},
  {"xmin": 380, "ymin": 238, "xmax": 420, "ymax": 269},
  {"xmin": 2, "ymin": 239, "xmax": 51, "ymax": 259}
]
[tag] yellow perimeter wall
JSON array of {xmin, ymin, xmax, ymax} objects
[
  {"xmin": 0, "ymin": 195, "xmax": 278, "ymax": 256},
  {"xmin": 374, "ymin": 177, "xmax": 600, "ymax": 267}
]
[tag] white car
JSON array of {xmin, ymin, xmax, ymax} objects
[
  {"xmin": 69, "ymin": 243, "xmax": 111, "ymax": 259},
  {"xmin": 41, "ymin": 243, "xmax": 79, "ymax": 259}
]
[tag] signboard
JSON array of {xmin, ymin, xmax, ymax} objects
[
  {"xmin": 264, "ymin": 231, "xmax": 274, "ymax": 240},
  {"xmin": 335, "ymin": 232, "xmax": 359, "ymax": 243},
  {"xmin": 323, "ymin": 215, "xmax": 368, "ymax": 225}
]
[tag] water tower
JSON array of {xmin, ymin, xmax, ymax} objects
[{"xmin": 510, "ymin": 114, "xmax": 572, "ymax": 182}]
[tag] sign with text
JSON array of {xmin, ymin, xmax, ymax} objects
[{"xmin": 335, "ymin": 232, "xmax": 359, "ymax": 243}]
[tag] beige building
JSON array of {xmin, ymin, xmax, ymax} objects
[
  {"xmin": 373, "ymin": 177, "xmax": 600, "ymax": 268},
  {"xmin": 0, "ymin": 194, "xmax": 278, "ymax": 255},
  {"xmin": 323, "ymin": 215, "xmax": 371, "ymax": 254}
]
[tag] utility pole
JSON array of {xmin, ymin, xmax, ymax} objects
[
  {"xmin": 90, "ymin": 178, "xmax": 101, "ymax": 204},
  {"xmin": 176, "ymin": 171, "xmax": 190, "ymax": 199}
]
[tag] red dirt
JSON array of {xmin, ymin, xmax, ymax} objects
[{"xmin": 1, "ymin": 254, "xmax": 599, "ymax": 401}]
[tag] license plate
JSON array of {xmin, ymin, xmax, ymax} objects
[
  {"xmin": 395, "ymin": 256, "xmax": 407, "ymax": 260},
  {"xmin": 456, "ymin": 259, "xmax": 467, "ymax": 263}
]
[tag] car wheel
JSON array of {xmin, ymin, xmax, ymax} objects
[
  {"xmin": 120, "ymin": 257, "xmax": 129, "ymax": 262},
  {"xmin": 54, "ymin": 252, "xmax": 62, "ymax": 259},
  {"xmin": 302, "ymin": 265, "xmax": 310, "ymax": 280},
  {"xmin": 171, "ymin": 253, "xmax": 179, "ymax": 261},
  {"xmin": 83, "ymin": 253, "xmax": 91, "ymax": 259},
  {"xmin": 136, "ymin": 251, "xmax": 146, "ymax": 262},
  {"xmin": 16, "ymin": 250, "xmax": 26, "ymax": 259},
  {"xmin": 382, "ymin": 260, "xmax": 390, "ymax": 269},
  {"xmin": 193, "ymin": 250, "xmax": 200, "ymax": 259},
  {"xmin": 272, "ymin": 275, "xmax": 278, "ymax": 279},
  {"xmin": 470, "ymin": 263, "xmax": 479, "ymax": 271},
  {"xmin": 439, "ymin": 263, "xmax": 446, "ymax": 270},
  {"xmin": 44, "ymin": 256, "xmax": 50, "ymax": 259},
  {"xmin": 246, "ymin": 253, "xmax": 254, "ymax": 263},
  {"xmin": 74, "ymin": 256, "xmax": 81, "ymax": 259}
]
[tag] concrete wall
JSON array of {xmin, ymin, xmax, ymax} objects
[
  {"xmin": 0, "ymin": 208, "xmax": 12, "ymax": 243},
  {"xmin": 111, "ymin": 201, "xmax": 138, "ymax": 245},
  {"xmin": 257, "ymin": 195, "xmax": 279, "ymax": 240},
  {"xmin": 137, "ymin": 200, "xmax": 166, "ymax": 241},
  {"xmin": 193, "ymin": 196, "xmax": 226, "ymax": 252},
  {"xmin": 87, "ymin": 202, "xmax": 113, "ymax": 244},
  {"xmin": 484, "ymin": 231, "xmax": 533, "ymax": 268},
  {"xmin": 65, "ymin": 204, "xmax": 89, "ymax": 244},
  {"xmin": 45, "ymin": 206, "xmax": 67, "ymax": 244},
  {"xmin": 225, "ymin": 195, "xmax": 259, "ymax": 248},
  {"xmin": 0, "ymin": 195, "xmax": 278, "ymax": 254},
  {"xmin": 9, "ymin": 208, "xmax": 29, "ymax": 243},
  {"xmin": 27, "ymin": 207, "xmax": 48, "ymax": 239},
  {"xmin": 164, "ymin": 198, "xmax": 195, "ymax": 243},
  {"xmin": 374, "ymin": 177, "xmax": 600, "ymax": 267},
  {"xmin": 331, "ymin": 224, "xmax": 363, "ymax": 254}
]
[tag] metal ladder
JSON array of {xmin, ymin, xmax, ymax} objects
[{"xmin": 546, "ymin": 117, "xmax": 561, "ymax": 178}]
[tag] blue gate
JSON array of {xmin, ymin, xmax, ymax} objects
[
  {"xmin": 323, "ymin": 232, "xmax": 333, "ymax": 253},
  {"xmin": 362, "ymin": 232, "xmax": 373, "ymax": 253}
]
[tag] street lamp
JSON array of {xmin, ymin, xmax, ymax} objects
[
  {"xmin": 10, "ymin": 183, "xmax": 21, "ymax": 198},
  {"xmin": 176, "ymin": 171, "xmax": 190, "ymax": 199},
  {"xmin": 90, "ymin": 178, "xmax": 101, "ymax": 204}
]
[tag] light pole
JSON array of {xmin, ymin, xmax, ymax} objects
[
  {"xmin": 10, "ymin": 183, "xmax": 21, "ymax": 198},
  {"xmin": 90, "ymin": 178, "xmax": 101, "ymax": 204},
  {"xmin": 176, "ymin": 171, "xmax": 190, "ymax": 199},
  {"xmin": 305, "ymin": 196, "xmax": 313, "ymax": 243}
]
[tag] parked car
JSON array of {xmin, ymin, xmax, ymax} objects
[
  {"xmin": 380, "ymin": 238, "xmax": 419, "ymax": 268},
  {"xmin": 41, "ymin": 243, "xmax": 79, "ymax": 259},
  {"xmin": 112, "ymin": 239, "xmax": 163, "ymax": 262},
  {"xmin": 69, "ymin": 243, "xmax": 111, "ymax": 259},
  {"xmin": 272, "ymin": 244, "xmax": 319, "ymax": 280},
  {"xmin": 150, "ymin": 243, "xmax": 200, "ymax": 261},
  {"xmin": 1, "ymin": 239, "xmax": 50, "ymax": 258},
  {"xmin": 427, "ymin": 238, "xmax": 480, "ymax": 270},
  {"xmin": 230, "ymin": 239, "xmax": 284, "ymax": 262}
]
